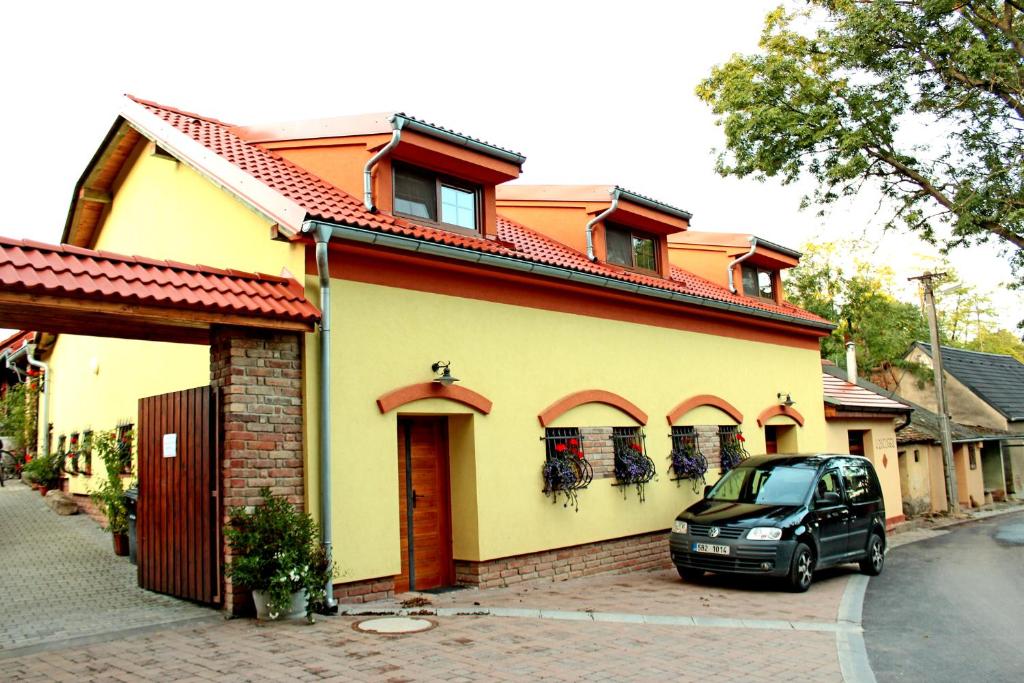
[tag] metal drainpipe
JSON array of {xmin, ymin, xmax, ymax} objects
[
  {"xmin": 584, "ymin": 188, "xmax": 621, "ymax": 262},
  {"xmin": 309, "ymin": 223, "xmax": 337, "ymax": 608},
  {"xmin": 363, "ymin": 117, "xmax": 404, "ymax": 213},
  {"xmin": 727, "ymin": 236, "xmax": 758, "ymax": 294},
  {"xmin": 23, "ymin": 344, "xmax": 49, "ymax": 457}
]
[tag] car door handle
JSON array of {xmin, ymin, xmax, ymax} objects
[{"xmin": 412, "ymin": 489, "xmax": 420, "ymax": 509}]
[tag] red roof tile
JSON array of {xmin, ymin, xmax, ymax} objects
[
  {"xmin": 127, "ymin": 96, "xmax": 830, "ymax": 329},
  {"xmin": 0, "ymin": 330, "xmax": 32, "ymax": 355},
  {"xmin": 0, "ymin": 237, "xmax": 319, "ymax": 325},
  {"xmin": 822, "ymin": 373, "xmax": 911, "ymax": 412}
]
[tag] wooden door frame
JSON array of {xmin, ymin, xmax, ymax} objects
[{"xmin": 397, "ymin": 416, "xmax": 454, "ymax": 592}]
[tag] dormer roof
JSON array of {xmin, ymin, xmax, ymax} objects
[
  {"xmin": 497, "ymin": 185, "xmax": 692, "ymax": 222},
  {"xmin": 668, "ymin": 231, "xmax": 800, "ymax": 269}
]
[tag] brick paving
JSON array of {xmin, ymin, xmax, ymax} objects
[{"xmin": 0, "ymin": 480, "xmax": 214, "ymax": 655}]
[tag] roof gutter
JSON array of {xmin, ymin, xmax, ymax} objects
[
  {"xmin": 393, "ymin": 114, "xmax": 526, "ymax": 167},
  {"xmin": 895, "ymin": 411, "xmax": 913, "ymax": 432},
  {"xmin": 301, "ymin": 221, "xmax": 337, "ymax": 610},
  {"xmin": 303, "ymin": 220, "xmax": 835, "ymax": 332},
  {"xmin": 728, "ymin": 236, "xmax": 758, "ymax": 294},
  {"xmin": 363, "ymin": 117, "xmax": 405, "ymax": 213},
  {"xmin": 584, "ymin": 188, "xmax": 621, "ymax": 262}
]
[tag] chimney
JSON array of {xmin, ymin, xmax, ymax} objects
[{"xmin": 846, "ymin": 341, "xmax": 858, "ymax": 385}]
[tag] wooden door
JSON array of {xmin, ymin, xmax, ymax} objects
[
  {"xmin": 396, "ymin": 417, "xmax": 453, "ymax": 593},
  {"xmin": 137, "ymin": 385, "xmax": 220, "ymax": 605}
]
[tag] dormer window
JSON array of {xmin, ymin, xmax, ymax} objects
[
  {"xmin": 741, "ymin": 264, "xmax": 775, "ymax": 300},
  {"xmin": 393, "ymin": 163, "xmax": 479, "ymax": 231},
  {"xmin": 606, "ymin": 223, "xmax": 658, "ymax": 273}
]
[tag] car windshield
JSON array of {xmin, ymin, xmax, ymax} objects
[{"xmin": 707, "ymin": 465, "xmax": 816, "ymax": 505}]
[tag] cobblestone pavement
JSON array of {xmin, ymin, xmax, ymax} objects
[
  {"xmin": 1, "ymin": 505, "xmax": 855, "ymax": 682},
  {"xmin": 3, "ymin": 612, "xmax": 843, "ymax": 682},
  {"xmin": 0, "ymin": 480, "xmax": 215, "ymax": 656}
]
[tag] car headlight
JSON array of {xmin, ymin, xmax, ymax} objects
[
  {"xmin": 746, "ymin": 527, "xmax": 782, "ymax": 541},
  {"xmin": 672, "ymin": 520, "xmax": 688, "ymax": 534}
]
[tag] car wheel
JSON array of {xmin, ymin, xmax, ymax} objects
[
  {"xmin": 676, "ymin": 566, "xmax": 705, "ymax": 582},
  {"xmin": 787, "ymin": 542, "xmax": 814, "ymax": 592},
  {"xmin": 859, "ymin": 533, "xmax": 885, "ymax": 576}
]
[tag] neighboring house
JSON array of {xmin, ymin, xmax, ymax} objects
[
  {"xmin": 25, "ymin": 95, "xmax": 834, "ymax": 606},
  {"xmin": 820, "ymin": 361, "xmax": 912, "ymax": 527},
  {"xmin": 895, "ymin": 401, "xmax": 1002, "ymax": 511},
  {"xmin": 0, "ymin": 330, "xmax": 37, "ymax": 453},
  {"xmin": 879, "ymin": 342, "xmax": 1024, "ymax": 499}
]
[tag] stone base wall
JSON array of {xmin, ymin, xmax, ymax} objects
[
  {"xmin": 455, "ymin": 530, "xmax": 671, "ymax": 590},
  {"xmin": 332, "ymin": 576, "xmax": 396, "ymax": 604}
]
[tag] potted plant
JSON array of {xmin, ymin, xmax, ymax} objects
[
  {"xmin": 225, "ymin": 488, "xmax": 332, "ymax": 621},
  {"xmin": 89, "ymin": 429, "xmax": 130, "ymax": 554},
  {"xmin": 22, "ymin": 452, "xmax": 60, "ymax": 494},
  {"xmin": 668, "ymin": 438, "xmax": 709, "ymax": 493},
  {"xmin": 720, "ymin": 430, "xmax": 750, "ymax": 473},
  {"xmin": 613, "ymin": 438, "xmax": 657, "ymax": 501}
]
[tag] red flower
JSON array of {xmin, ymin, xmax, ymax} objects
[
  {"xmin": 737, "ymin": 434, "xmax": 746, "ymax": 442},
  {"xmin": 24, "ymin": 454, "xmax": 31, "ymax": 463},
  {"xmin": 569, "ymin": 438, "xmax": 579, "ymax": 446},
  {"xmin": 554, "ymin": 443, "xmax": 567, "ymax": 453},
  {"xmin": 577, "ymin": 453, "xmax": 584, "ymax": 460}
]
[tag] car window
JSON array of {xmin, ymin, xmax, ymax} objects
[
  {"xmin": 816, "ymin": 470, "xmax": 842, "ymax": 503},
  {"xmin": 708, "ymin": 466, "xmax": 816, "ymax": 505},
  {"xmin": 840, "ymin": 461, "xmax": 874, "ymax": 503}
]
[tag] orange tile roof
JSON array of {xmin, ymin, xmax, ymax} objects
[
  {"xmin": 0, "ymin": 330, "xmax": 32, "ymax": 355},
  {"xmin": 0, "ymin": 237, "xmax": 319, "ymax": 325},
  {"xmin": 822, "ymin": 372, "xmax": 911, "ymax": 412},
  {"xmin": 125, "ymin": 96, "xmax": 830, "ymax": 329}
]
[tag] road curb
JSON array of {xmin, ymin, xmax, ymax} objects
[{"xmin": 837, "ymin": 574, "xmax": 877, "ymax": 683}]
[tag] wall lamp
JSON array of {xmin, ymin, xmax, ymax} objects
[
  {"xmin": 431, "ymin": 361, "xmax": 459, "ymax": 386},
  {"xmin": 777, "ymin": 392, "xmax": 795, "ymax": 407}
]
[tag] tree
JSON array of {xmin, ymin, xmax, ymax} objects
[
  {"xmin": 963, "ymin": 327, "xmax": 1024, "ymax": 360},
  {"xmin": 698, "ymin": 1, "xmax": 1024, "ymax": 283},
  {"xmin": 785, "ymin": 242, "xmax": 932, "ymax": 376}
]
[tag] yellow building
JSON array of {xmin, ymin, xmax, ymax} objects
[{"xmin": 32, "ymin": 95, "xmax": 837, "ymax": 604}]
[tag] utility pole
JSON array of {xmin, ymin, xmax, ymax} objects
[{"xmin": 910, "ymin": 272, "xmax": 959, "ymax": 514}]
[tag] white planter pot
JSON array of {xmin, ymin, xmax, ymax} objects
[{"xmin": 251, "ymin": 588, "xmax": 307, "ymax": 621}]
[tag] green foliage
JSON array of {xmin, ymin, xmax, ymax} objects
[
  {"xmin": 698, "ymin": 1, "xmax": 1024, "ymax": 283},
  {"xmin": 964, "ymin": 327, "xmax": 1024, "ymax": 361},
  {"xmin": 88, "ymin": 429, "xmax": 132, "ymax": 535},
  {"xmin": 22, "ymin": 452, "xmax": 60, "ymax": 488},
  {"xmin": 0, "ymin": 381, "xmax": 38, "ymax": 454},
  {"xmin": 225, "ymin": 488, "xmax": 333, "ymax": 619},
  {"xmin": 785, "ymin": 242, "xmax": 931, "ymax": 375}
]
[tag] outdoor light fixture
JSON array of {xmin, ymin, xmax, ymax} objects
[
  {"xmin": 431, "ymin": 361, "xmax": 459, "ymax": 386},
  {"xmin": 777, "ymin": 392, "xmax": 795, "ymax": 407}
]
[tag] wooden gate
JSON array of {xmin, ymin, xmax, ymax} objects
[{"xmin": 137, "ymin": 385, "xmax": 220, "ymax": 606}]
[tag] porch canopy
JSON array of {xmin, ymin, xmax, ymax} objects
[{"xmin": 0, "ymin": 236, "xmax": 319, "ymax": 344}]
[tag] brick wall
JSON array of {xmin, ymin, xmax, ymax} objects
[
  {"xmin": 695, "ymin": 425, "xmax": 722, "ymax": 471},
  {"xmin": 209, "ymin": 327, "xmax": 305, "ymax": 614},
  {"xmin": 332, "ymin": 576, "xmax": 396, "ymax": 604},
  {"xmin": 455, "ymin": 530, "xmax": 671, "ymax": 590},
  {"xmin": 580, "ymin": 427, "xmax": 614, "ymax": 478}
]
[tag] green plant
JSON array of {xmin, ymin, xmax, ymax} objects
[
  {"xmin": 225, "ymin": 488, "xmax": 333, "ymax": 620},
  {"xmin": 88, "ymin": 429, "xmax": 130, "ymax": 535},
  {"xmin": 22, "ymin": 452, "xmax": 60, "ymax": 488},
  {"xmin": 0, "ymin": 380, "xmax": 38, "ymax": 456}
]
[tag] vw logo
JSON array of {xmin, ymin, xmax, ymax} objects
[{"xmin": 708, "ymin": 527, "xmax": 721, "ymax": 538}]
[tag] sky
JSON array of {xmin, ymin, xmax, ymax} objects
[{"xmin": 0, "ymin": 0, "xmax": 1020, "ymax": 333}]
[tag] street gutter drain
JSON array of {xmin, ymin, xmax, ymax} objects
[{"xmin": 353, "ymin": 617, "xmax": 437, "ymax": 635}]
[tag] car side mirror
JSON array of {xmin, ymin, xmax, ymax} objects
[
  {"xmin": 703, "ymin": 485, "xmax": 713, "ymax": 499},
  {"xmin": 817, "ymin": 490, "xmax": 841, "ymax": 506}
]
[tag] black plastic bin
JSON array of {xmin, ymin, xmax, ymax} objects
[{"xmin": 123, "ymin": 487, "xmax": 139, "ymax": 565}]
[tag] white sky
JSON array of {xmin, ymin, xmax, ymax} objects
[{"xmin": 0, "ymin": 0, "xmax": 1019, "ymax": 333}]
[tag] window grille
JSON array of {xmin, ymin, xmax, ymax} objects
[
  {"xmin": 540, "ymin": 427, "xmax": 592, "ymax": 511},
  {"xmin": 668, "ymin": 426, "xmax": 708, "ymax": 492},
  {"xmin": 717, "ymin": 425, "xmax": 748, "ymax": 473},
  {"xmin": 611, "ymin": 427, "xmax": 656, "ymax": 500}
]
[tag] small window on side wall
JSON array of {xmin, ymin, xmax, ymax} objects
[
  {"xmin": 393, "ymin": 164, "xmax": 479, "ymax": 231},
  {"xmin": 605, "ymin": 223, "xmax": 658, "ymax": 272},
  {"xmin": 740, "ymin": 264, "xmax": 776, "ymax": 300}
]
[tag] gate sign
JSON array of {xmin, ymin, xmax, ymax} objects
[{"xmin": 162, "ymin": 433, "xmax": 177, "ymax": 458}]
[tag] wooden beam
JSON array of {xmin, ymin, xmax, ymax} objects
[
  {"xmin": 79, "ymin": 187, "xmax": 112, "ymax": 204},
  {"xmin": 0, "ymin": 291, "xmax": 315, "ymax": 338}
]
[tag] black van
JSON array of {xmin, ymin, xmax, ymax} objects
[{"xmin": 669, "ymin": 454, "xmax": 886, "ymax": 592}]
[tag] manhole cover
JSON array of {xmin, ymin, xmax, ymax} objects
[{"xmin": 353, "ymin": 617, "xmax": 436, "ymax": 634}]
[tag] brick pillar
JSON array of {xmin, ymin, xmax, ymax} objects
[{"xmin": 209, "ymin": 326, "xmax": 305, "ymax": 614}]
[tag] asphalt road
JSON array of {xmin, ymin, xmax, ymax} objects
[{"xmin": 864, "ymin": 511, "xmax": 1024, "ymax": 682}]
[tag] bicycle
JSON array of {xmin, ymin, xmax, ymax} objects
[{"xmin": 0, "ymin": 449, "xmax": 23, "ymax": 487}]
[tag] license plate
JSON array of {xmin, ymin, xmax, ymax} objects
[{"xmin": 692, "ymin": 543, "xmax": 730, "ymax": 555}]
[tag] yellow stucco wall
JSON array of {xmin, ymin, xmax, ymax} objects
[
  {"xmin": 304, "ymin": 276, "xmax": 828, "ymax": 584},
  {"xmin": 897, "ymin": 444, "xmax": 934, "ymax": 513},
  {"xmin": 44, "ymin": 141, "xmax": 303, "ymax": 495},
  {"xmin": 825, "ymin": 418, "xmax": 902, "ymax": 523},
  {"xmin": 954, "ymin": 443, "xmax": 986, "ymax": 508}
]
